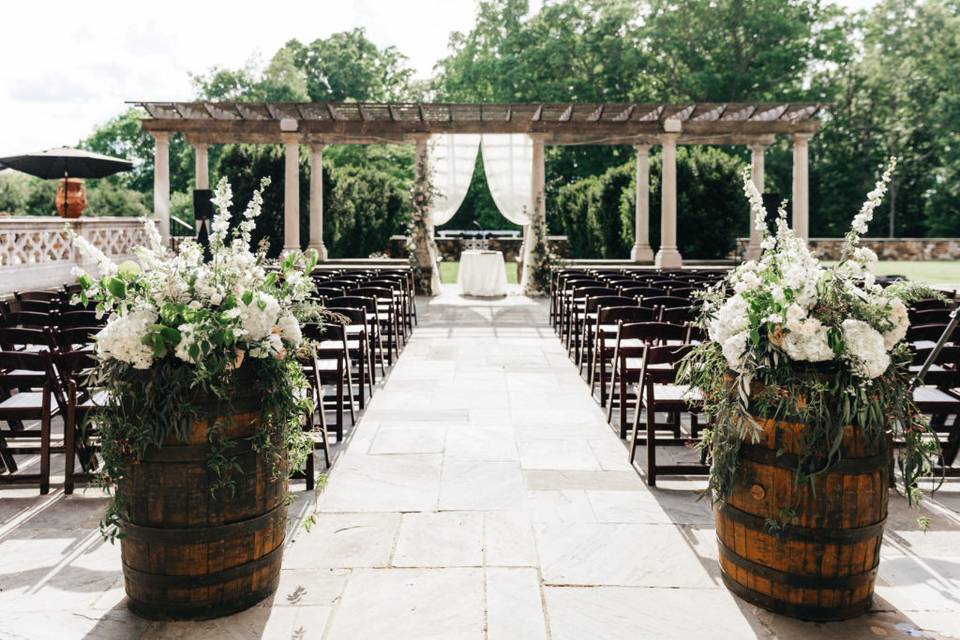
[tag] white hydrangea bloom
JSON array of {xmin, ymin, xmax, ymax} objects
[
  {"xmin": 277, "ymin": 313, "xmax": 302, "ymax": 347},
  {"xmin": 95, "ymin": 308, "xmax": 157, "ymax": 369},
  {"xmin": 722, "ymin": 330, "xmax": 749, "ymax": 371},
  {"xmin": 174, "ymin": 323, "xmax": 199, "ymax": 363},
  {"xmin": 238, "ymin": 293, "xmax": 280, "ymax": 341},
  {"xmin": 883, "ymin": 298, "xmax": 909, "ymax": 350},
  {"xmin": 842, "ymin": 319, "xmax": 890, "ymax": 379}
]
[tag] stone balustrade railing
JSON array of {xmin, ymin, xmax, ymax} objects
[{"xmin": 0, "ymin": 216, "xmax": 151, "ymax": 296}]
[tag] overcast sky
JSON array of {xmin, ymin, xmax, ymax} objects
[{"xmin": 2, "ymin": 0, "xmax": 876, "ymax": 155}]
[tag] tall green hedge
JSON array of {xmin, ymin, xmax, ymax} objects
[
  {"xmin": 216, "ymin": 144, "xmax": 409, "ymax": 259},
  {"xmin": 553, "ymin": 146, "xmax": 748, "ymax": 260}
]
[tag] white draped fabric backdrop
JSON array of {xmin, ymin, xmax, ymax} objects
[{"xmin": 426, "ymin": 133, "xmax": 536, "ymax": 292}]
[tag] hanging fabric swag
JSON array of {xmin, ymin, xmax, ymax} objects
[{"xmin": 481, "ymin": 133, "xmax": 536, "ymax": 290}]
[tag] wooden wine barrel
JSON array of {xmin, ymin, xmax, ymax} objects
[
  {"xmin": 715, "ymin": 416, "xmax": 888, "ymax": 621},
  {"xmin": 118, "ymin": 383, "xmax": 288, "ymax": 620}
]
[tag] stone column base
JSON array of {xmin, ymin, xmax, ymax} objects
[
  {"xmin": 308, "ymin": 243, "xmax": 329, "ymax": 261},
  {"xmin": 631, "ymin": 244, "xmax": 654, "ymax": 262},
  {"xmin": 654, "ymin": 247, "xmax": 683, "ymax": 269}
]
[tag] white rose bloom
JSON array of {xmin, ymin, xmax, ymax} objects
[
  {"xmin": 95, "ymin": 308, "xmax": 158, "ymax": 369},
  {"xmin": 277, "ymin": 313, "xmax": 302, "ymax": 347},
  {"xmin": 782, "ymin": 318, "xmax": 834, "ymax": 362},
  {"xmin": 842, "ymin": 319, "xmax": 890, "ymax": 379},
  {"xmin": 238, "ymin": 293, "xmax": 281, "ymax": 341},
  {"xmin": 883, "ymin": 298, "xmax": 909, "ymax": 350}
]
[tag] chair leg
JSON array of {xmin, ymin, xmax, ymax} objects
[
  {"xmin": 344, "ymin": 357, "xmax": 357, "ymax": 423},
  {"xmin": 598, "ymin": 351, "xmax": 608, "ymax": 408},
  {"xmin": 629, "ymin": 385, "xmax": 643, "ymax": 464},
  {"xmin": 606, "ymin": 364, "xmax": 617, "ymax": 424},
  {"xmin": 646, "ymin": 384, "xmax": 657, "ymax": 487},
  {"xmin": 63, "ymin": 388, "xmax": 77, "ymax": 496},
  {"xmin": 335, "ymin": 365, "xmax": 344, "ymax": 442},
  {"xmin": 619, "ymin": 372, "xmax": 628, "ymax": 439},
  {"xmin": 40, "ymin": 391, "xmax": 51, "ymax": 495},
  {"xmin": 305, "ymin": 448, "xmax": 315, "ymax": 491},
  {"xmin": 357, "ymin": 353, "xmax": 366, "ymax": 410}
]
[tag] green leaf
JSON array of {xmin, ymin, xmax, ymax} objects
[
  {"xmin": 106, "ymin": 277, "xmax": 126, "ymax": 298},
  {"xmin": 160, "ymin": 326, "xmax": 182, "ymax": 345},
  {"xmin": 241, "ymin": 290, "xmax": 254, "ymax": 306}
]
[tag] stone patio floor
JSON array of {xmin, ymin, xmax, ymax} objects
[{"xmin": 2, "ymin": 287, "xmax": 960, "ymax": 639}]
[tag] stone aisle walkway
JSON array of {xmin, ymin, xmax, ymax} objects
[
  {"xmin": 277, "ymin": 289, "xmax": 960, "ymax": 640},
  {"xmin": 2, "ymin": 288, "xmax": 960, "ymax": 639}
]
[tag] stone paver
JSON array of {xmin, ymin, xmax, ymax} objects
[{"xmin": 1, "ymin": 286, "xmax": 960, "ymax": 639}]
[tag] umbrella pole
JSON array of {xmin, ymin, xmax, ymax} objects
[{"xmin": 63, "ymin": 170, "xmax": 68, "ymax": 217}]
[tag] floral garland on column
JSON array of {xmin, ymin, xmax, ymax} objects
[
  {"xmin": 408, "ymin": 149, "xmax": 440, "ymax": 295},
  {"xmin": 523, "ymin": 194, "xmax": 562, "ymax": 296}
]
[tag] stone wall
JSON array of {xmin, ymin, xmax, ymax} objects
[
  {"xmin": 387, "ymin": 235, "xmax": 571, "ymax": 262},
  {"xmin": 736, "ymin": 237, "xmax": 960, "ymax": 261}
]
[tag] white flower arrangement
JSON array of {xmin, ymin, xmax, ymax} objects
[
  {"xmin": 70, "ymin": 177, "xmax": 318, "ymax": 370},
  {"xmin": 682, "ymin": 157, "xmax": 940, "ymax": 515},
  {"xmin": 703, "ymin": 158, "xmax": 910, "ymax": 380}
]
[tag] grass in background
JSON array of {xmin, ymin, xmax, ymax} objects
[
  {"xmin": 821, "ymin": 260, "xmax": 960, "ymax": 285},
  {"xmin": 439, "ymin": 261, "xmax": 519, "ymax": 284}
]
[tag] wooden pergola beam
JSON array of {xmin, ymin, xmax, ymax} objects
[{"xmin": 132, "ymin": 101, "xmax": 824, "ymax": 145}]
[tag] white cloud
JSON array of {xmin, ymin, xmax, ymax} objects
[{"xmin": 0, "ymin": 0, "xmax": 873, "ymax": 155}]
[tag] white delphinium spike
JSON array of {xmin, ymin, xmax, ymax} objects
[
  {"xmin": 235, "ymin": 177, "xmax": 271, "ymax": 247},
  {"xmin": 209, "ymin": 177, "xmax": 234, "ymax": 254},
  {"xmin": 844, "ymin": 157, "xmax": 896, "ymax": 255},
  {"xmin": 66, "ymin": 224, "xmax": 118, "ymax": 276},
  {"xmin": 741, "ymin": 167, "xmax": 768, "ymax": 236}
]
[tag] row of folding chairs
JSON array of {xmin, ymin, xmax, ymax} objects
[
  {"xmin": 550, "ymin": 267, "xmax": 718, "ymax": 485},
  {"xmin": 0, "ymin": 267, "xmax": 419, "ymax": 494},
  {"xmin": 296, "ymin": 266, "xmax": 417, "ymax": 488},
  {"xmin": 0, "ymin": 324, "xmax": 103, "ymax": 494},
  {"xmin": 904, "ymin": 299, "xmax": 960, "ymax": 477}
]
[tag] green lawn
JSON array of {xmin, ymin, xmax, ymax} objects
[
  {"xmin": 439, "ymin": 261, "xmax": 519, "ymax": 284},
  {"xmin": 438, "ymin": 260, "xmax": 960, "ymax": 286},
  {"xmin": 821, "ymin": 260, "xmax": 960, "ymax": 285}
]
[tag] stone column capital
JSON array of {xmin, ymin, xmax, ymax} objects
[
  {"xmin": 659, "ymin": 132, "xmax": 680, "ymax": 146},
  {"xmin": 793, "ymin": 132, "xmax": 814, "ymax": 144},
  {"xmin": 281, "ymin": 133, "xmax": 301, "ymax": 146},
  {"xmin": 634, "ymin": 143, "xmax": 651, "ymax": 155},
  {"xmin": 308, "ymin": 142, "xmax": 326, "ymax": 154},
  {"xmin": 151, "ymin": 131, "xmax": 170, "ymax": 144}
]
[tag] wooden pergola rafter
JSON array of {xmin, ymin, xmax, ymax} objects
[
  {"xmin": 137, "ymin": 101, "xmax": 823, "ymax": 269},
  {"xmin": 132, "ymin": 101, "xmax": 822, "ymax": 146}
]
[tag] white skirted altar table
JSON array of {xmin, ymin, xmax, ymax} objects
[{"xmin": 458, "ymin": 250, "xmax": 508, "ymax": 297}]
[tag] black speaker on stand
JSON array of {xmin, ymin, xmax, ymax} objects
[
  {"xmin": 761, "ymin": 193, "xmax": 787, "ymax": 233},
  {"xmin": 194, "ymin": 189, "xmax": 214, "ymax": 261}
]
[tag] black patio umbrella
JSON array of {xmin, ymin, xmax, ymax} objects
[{"xmin": 0, "ymin": 147, "xmax": 133, "ymax": 214}]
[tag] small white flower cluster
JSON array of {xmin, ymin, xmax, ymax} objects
[
  {"xmin": 70, "ymin": 177, "xmax": 318, "ymax": 371},
  {"xmin": 706, "ymin": 159, "xmax": 910, "ymax": 380},
  {"xmin": 95, "ymin": 308, "xmax": 158, "ymax": 369}
]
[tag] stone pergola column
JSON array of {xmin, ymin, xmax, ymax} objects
[
  {"xmin": 522, "ymin": 135, "xmax": 546, "ymax": 290},
  {"xmin": 282, "ymin": 135, "xmax": 300, "ymax": 253},
  {"xmin": 746, "ymin": 143, "xmax": 768, "ymax": 259},
  {"xmin": 631, "ymin": 144, "xmax": 653, "ymax": 262},
  {"xmin": 792, "ymin": 133, "xmax": 811, "ymax": 240},
  {"xmin": 152, "ymin": 132, "xmax": 170, "ymax": 243},
  {"xmin": 308, "ymin": 143, "xmax": 328, "ymax": 260},
  {"xmin": 655, "ymin": 132, "xmax": 682, "ymax": 268},
  {"xmin": 193, "ymin": 142, "xmax": 209, "ymax": 190}
]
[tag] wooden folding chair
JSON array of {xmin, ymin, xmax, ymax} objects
[
  {"xmin": 629, "ymin": 344, "xmax": 708, "ymax": 486},
  {"xmin": 0, "ymin": 351, "xmax": 59, "ymax": 493},
  {"xmin": 607, "ymin": 321, "xmax": 689, "ymax": 438}
]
